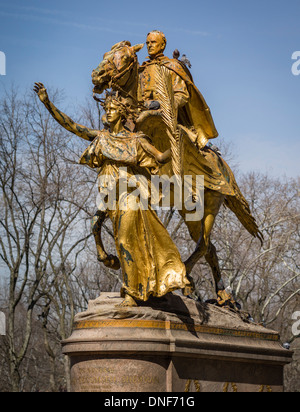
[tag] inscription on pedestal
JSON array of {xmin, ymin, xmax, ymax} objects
[{"xmin": 70, "ymin": 358, "xmax": 165, "ymax": 392}]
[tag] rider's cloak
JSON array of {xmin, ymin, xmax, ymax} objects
[{"xmin": 139, "ymin": 55, "xmax": 219, "ymax": 149}]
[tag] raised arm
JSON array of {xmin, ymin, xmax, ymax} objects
[{"xmin": 33, "ymin": 83, "xmax": 98, "ymax": 142}]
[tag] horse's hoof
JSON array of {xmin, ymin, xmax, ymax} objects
[{"xmin": 98, "ymin": 254, "xmax": 121, "ymax": 270}]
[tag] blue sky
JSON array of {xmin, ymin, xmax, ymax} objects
[{"xmin": 0, "ymin": 0, "xmax": 299, "ymax": 177}]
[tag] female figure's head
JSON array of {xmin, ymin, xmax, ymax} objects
[{"xmin": 102, "ymin": 92, "xmax": 137, "ymax": 132}]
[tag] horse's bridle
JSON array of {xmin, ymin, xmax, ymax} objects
[{"xmin": 107, "ymin": 47, "xmax": 139, "ymax": 104}]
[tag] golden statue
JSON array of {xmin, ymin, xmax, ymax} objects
[
  {"xmin": 34, "ymin": 30, "xmax": 263, "ymax": 308},
  {"xmin": 33, "ymin": 83, "xmax": 191, "ymax": 307},
  {"xmin": 91, "ymin": 32, "xmax": 263, "ymax": 299}
]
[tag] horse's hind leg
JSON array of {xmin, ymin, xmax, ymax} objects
[
  {"xmin": 184, "ymin": 216, "xmax": 210, "ymax": 275},
  {"xmin": 205, "ymin": 241, "xmax": 225, "ymax": 293},
  {"xmin": 185, "ymin": 191, "xmax": 225, "ymax": 273}
]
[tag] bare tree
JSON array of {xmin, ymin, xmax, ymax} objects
[
  {"xmin": 0, "ymin": 87, "xmax": 93, "ymax": 391},
  {"xmin": 175, "ymin": 171, "xmax": 300, "ymax": 391}
]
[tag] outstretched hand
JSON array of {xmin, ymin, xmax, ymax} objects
[{"xmin": 33, "ymin": 82, "xmax": 49, "ymax": 104}]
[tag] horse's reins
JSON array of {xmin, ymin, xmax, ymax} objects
[
  {"xmin": 109, "ymin": 53, "xmax": 145, "ymax": 110},
  {"xmin": 94, "ymin": 47, "xmax": 146, "ymax": 111}
]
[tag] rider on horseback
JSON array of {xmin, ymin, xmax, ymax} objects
[
  {"xmin": 90, "ymin": 33, "xmax": 263, "ymax": 301},
  {"xmin": 138, "ymin": 30, "xmax": 219, "ymax": 150}
]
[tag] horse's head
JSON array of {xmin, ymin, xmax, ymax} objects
[{"xmin": 92, "ymin": 41, "xmax": 144, "ymax": 98}]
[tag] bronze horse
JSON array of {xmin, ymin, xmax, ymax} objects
[{"xmin": 91, "ymin": 41, "xmax": 263, "ymax": 295}]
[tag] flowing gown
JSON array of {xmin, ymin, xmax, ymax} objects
[{"xmin": 79, "ymin": 129, "xmax": 190, "ymax": 301}]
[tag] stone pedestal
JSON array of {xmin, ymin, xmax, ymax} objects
[{"xmin": 62, "ymin": 293, "xmax": 293, "ymax": 392}]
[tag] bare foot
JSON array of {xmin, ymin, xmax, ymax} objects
[{"xmin": 116, "ymin": 294, "xmax": 138, "ymax": 307}]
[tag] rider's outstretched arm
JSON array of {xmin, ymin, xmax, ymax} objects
[{"xmin": 33, "ymin": 83, "xmax": 98, "ymax": 142}]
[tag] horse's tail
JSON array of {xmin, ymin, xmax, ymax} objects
[
  {"xmin": 223, "ymin": 161, "xmax": 264, "ymax": 245},
  {"xmin": 224, "ymin": 194, "xmax": 264, "ymax": 245}
]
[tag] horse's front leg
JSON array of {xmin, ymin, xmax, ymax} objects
[
  {"xmin": 205, "ymin": 241, "xmax": 225, "ymax": 293},
  {"xmin": 92, "ymin": 210, "xmax": 121, "ymax": 270}
]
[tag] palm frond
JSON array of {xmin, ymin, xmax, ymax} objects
[{"xmin": 154, "ymin": 65, "xmax": 182, "ymax": 177}]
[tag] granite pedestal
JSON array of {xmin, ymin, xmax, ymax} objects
[{"xmin": 62, "ymin": 293, "xmax": 293, "ymax": 392}]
